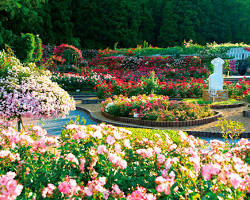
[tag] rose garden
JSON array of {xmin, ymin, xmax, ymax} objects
[
  {"xmin": 0, "ymin": 40, "xmax": 249, "ymax": 199},
  {"xmin": 0, "ymin": 1, "xmax": 250, "ymax": 198}
]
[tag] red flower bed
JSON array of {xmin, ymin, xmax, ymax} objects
[
  {"xmin": 96, "ymin": 76, "xmax": 207, "ymax": 99},
  {"xmin": 88, "ymin": 56, "xmax": 209, "ymax": 81}
]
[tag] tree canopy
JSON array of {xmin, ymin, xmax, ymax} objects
[{"xmin": 0, "ymin": 0, "xmax": 249, "ymax": 49}]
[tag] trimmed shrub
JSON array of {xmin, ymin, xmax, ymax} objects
[{"xmin": 13, "ymin": 33, "xmax": 43, "ymax": 63}]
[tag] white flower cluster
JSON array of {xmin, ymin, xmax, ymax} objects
[{"xmin": 0, "ymin": 51, "xmax": 75, "ymax": 120}]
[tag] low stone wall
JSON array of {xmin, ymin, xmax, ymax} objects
[
  {"xmin": 101, "ymin": 111, "xmax": 222, "ymax": 127},
  {"xmin": 202, "ymin": 90, "xmax": 228, "ymax": 102}
]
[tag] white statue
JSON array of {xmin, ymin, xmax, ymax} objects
[{"xmin": 209, "ymin": 58, "xmax": 224, "ymax": 91}]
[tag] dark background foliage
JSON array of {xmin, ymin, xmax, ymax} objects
[{"xmin": 0, "ymin": 0, "xmax": 249, "ymax": 49}]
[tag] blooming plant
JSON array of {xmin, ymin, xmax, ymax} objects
[
  {"xmin": 52, "ymin": 71, "xmax": 114, "ymax": 92},
  {"xmin": 96, "ymin": 77, "xmax": 207, "ymax": 99},
  {"xmin": 120, "ymin": 56, "xmax": 142, "ymax": 71},
  {"xmin": 216, "ymin": 118, "xmax": 245, "ymax": 144},
  {"xmin": 0, "ymin": 121, "xmax": 249, "ymax": 199},
  {"xmin": 0, "ymin": 50, "xmax": 75, "ymax": 127},
  {"xmin": 224, "ymin": 78, "xmax": 250, "ymax": 100},
  {"xmin": 224, "ymin": 60, "xmax": 238, "ymax": 75},
  {"xmin": 101, "ymin": 94, "xmax": 215, "ymax": 121},
  {"xmin": 51, "ymin": 44, "xmax": 88, "ymax": 73}
]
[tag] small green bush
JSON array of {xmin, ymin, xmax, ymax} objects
[
  {"xmin": 125, "ymin": 127, "xmax": 183, "ymax": 145},
  {"xmin": 32, "ymin": 35, "xmax": 43, "ymax": 62}
]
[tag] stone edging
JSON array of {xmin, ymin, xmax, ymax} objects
[
  {"xmin": 185, "ymin": 131, "xmax": 250, "ymax": 138},
  {"xmin": 101, "ymin": 111, "xmax": 222, "ymax": 127},
  {"xmin": 243, "ymin": 110, "xmax": 250, "ymax": 118},
  {"xmin": 210, "ymin": 103, "xmax": 246, "ymax": 109}
]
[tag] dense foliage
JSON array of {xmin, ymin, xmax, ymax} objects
[
  {"xmin": 0, "ymin": 122, "xmax": 249, "ymax": 199},
  {"xmin": 13, "ymin": 33, "xmax": 43, "ymax": 62},
  {"xmin": 0, "ymin": 0, "xmax": 250, "ymax": 48}
]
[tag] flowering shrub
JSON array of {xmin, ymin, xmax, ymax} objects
[
  {"xmin": 52, "ymin": 72, "xmax": 113, "ymax": 92},
  {"xmin": 0, "ymin": 122, "xmax": 249, "ymax": 199},
  {"xmin": 95, "ymin": 76, "xmax": 250, "ymax": 100},
  {"xmin": 43, "ymin": 44, "xmax": 87, "ymax": 73},
  {"xmin": 120, "ymin": 56, "xmax": 142, "ymax": 71},
  {"xmin": 101, "ymin": 94, "xmax": 215, "ymax": 121},
  {"xmin": 88, "ymin": 56, "xmax": 124, "ymax": 71},
  {"xmin": 0, "ymin": 50, "xmax": 75, "ymax": 122},
  {"xmin": 88, "ymin": 56, "xmax": 210, "ymax": 79},
  {"xmin": 53, "ymin": 44, "xmax": 83, "ymax": 63},
  {"xmin": 224, "ymin": 78, "xmax": 250, "ymax": 100},
  {"xmin": 98, "ymin": 48, "xmax": 123, "ymax": 57},
  {"xmin": 229, "ymin": 60, "xmax": 238, "ymax": 74},
  {"xmin": 224, "ymin": 60, "xmax": 238, "ymax": 75},
  {"xmin": 96, "ymin": 77, "xmax": 207, "ymax": 99},
  {"xmin": 0, "ymin": 172, "xmax": 23, "ymax": 200}
]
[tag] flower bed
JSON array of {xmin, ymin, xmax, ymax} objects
[
  {"xmin": 88, "ymin": 56, "xmax": 209, "ymax": 80},
  {"xmin": 51, "ymin": 72, "xmax": 113, "ymax": 92},
  {"xmin": 0, "ymin": 122, "xmax": 249, "ymax": 199},
  {"xmin": 51, "ymin": 70, "xmax": 250, "ymax": 101},
  {"xmin": 101, "ymin": 94, "xmax": 217, "ymax": 123}
]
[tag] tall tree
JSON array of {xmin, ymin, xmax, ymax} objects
[{"xmin": 158, "ymin": 0, "xmax": 178, "ymax": 47}]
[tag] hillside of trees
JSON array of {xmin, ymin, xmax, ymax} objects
[{"xmin": 0, "ymin": 0, "xmax": 249, "ymax": 49}]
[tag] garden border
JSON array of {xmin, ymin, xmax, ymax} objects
[{"xmin": 101, "ymin": 110, "xmax": 222, "ymax": 127}]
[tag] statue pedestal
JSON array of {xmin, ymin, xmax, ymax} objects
[{"xmin": 202, "ymin": 90, "xmax": 228, "ymax": 102}]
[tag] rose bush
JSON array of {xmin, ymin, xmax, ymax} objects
[
  {"xmin": 0, "ymin": 121, "xmax": 249, "ymax": 199},
  {"xmin": 224, "ymin": 79, "xmax": 250, "ymax": 100},
  {"xmin": 96, "ymin": 77, "xmax": 207, "ymax": 99}
]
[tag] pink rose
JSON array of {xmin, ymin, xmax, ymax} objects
[
  {"xmin": 97, "ymin": 145, "xmax": 107, "ymax": 155},
  {"xmin": 79, "ymin": 157, "xmax": 86, "ymax": 171},
  {"xmin": 58, "ymin": 182, "xmax": 70, "ymax": 194},
  {"xmin": 229, "ymin": 173, "xmax": 243, "ymax": 189},
  {"xmin": 157, "ymin": 154, "xmax": 166, "ymax": 164},
  {"xmin": 106, "ymin": 136, "xmax": 116, "ymax": 145}
]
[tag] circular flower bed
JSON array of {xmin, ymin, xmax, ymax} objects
[{"xmin": 101, "ymin": 95, "xmax": 221, "ymax": 126}]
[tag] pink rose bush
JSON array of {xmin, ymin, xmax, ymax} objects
[
  {"xmin": 0, "ymin": 172, "xmax": 23, "ymax": 200},
  {"xmin": 0, "ymin": 121, "xmax": 249, "ymax": 199},
  {"xmin": 0, "ymin": 50, "xmax": 75, "ymax": 122}
]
